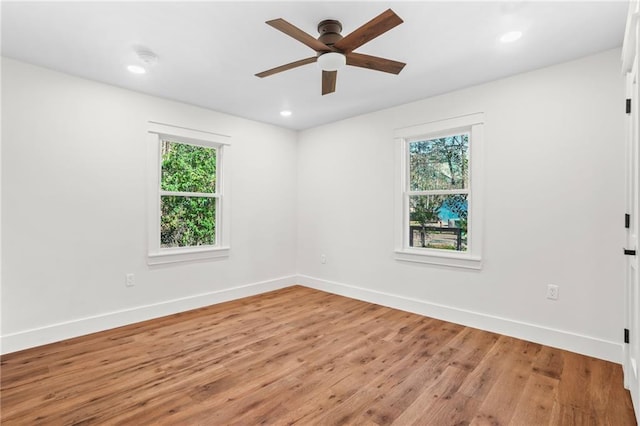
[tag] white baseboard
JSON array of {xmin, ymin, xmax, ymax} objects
[
  {"xmin": 0, "ymin": 275, "xmax": 295, "ymax": 355},
  {"xmin": 297, "ymin": 274, "xmax": 623, "ymax": 364},
  {"xmin": 2, "ymin": 274, "xmax": 623, "ymax": 364}
]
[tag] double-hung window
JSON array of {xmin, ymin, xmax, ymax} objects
[
  {"xmin": 147, "ymin": 122, "xmax": 231, "ymax": 265},
  {"xmin": 394, "ymin": 113, "xmax": 484, "ymax": 269}
]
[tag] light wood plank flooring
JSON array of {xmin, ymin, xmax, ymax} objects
[{"xmin": 1, "ymin": 286, "xmax": 636, "ymax": 425}]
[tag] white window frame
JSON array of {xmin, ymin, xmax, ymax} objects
[
  {"xmin": 394, "ymin": 113, "xmax": 484, "ymax": 269},
  {"xmin": 147, "ymin": 121, "xmax": 231, "ymax": 265}
]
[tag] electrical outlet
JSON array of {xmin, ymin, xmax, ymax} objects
[
  {"xmin": 125, "ymin": 273, "xmax": 135, "ymax": 287},
  {"xmin": 320, "ymin": 254, "xmax": 327, "ymax": 264},
  {"xmin": 546, "ymin": 284, "xmax": 559, "ymax": 300}
]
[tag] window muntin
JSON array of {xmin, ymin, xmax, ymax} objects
[
  {"xmin": 407, "ymin": 133, "xmax": 470, "ymax": 252},
  {"xmin": 160, "ymin": 140, "xmax": 218, "ymax": 248}
]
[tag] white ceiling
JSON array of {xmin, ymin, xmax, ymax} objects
[{"xmin": 1, "ymin": 1, "xmax": 628, "ymax": 130}]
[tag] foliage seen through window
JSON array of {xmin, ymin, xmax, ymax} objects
[
  {"xmin": 160, "ymin": 141, "xmax": 217, "ymax": 248},
  {"xmin": 408, "ymin": 134, "xmax": 469, "ymax": 251}
]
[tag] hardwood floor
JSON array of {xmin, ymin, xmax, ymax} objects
[{"xmin": 1, "ymin": 286, "xmax": 636, "ymax": 425}]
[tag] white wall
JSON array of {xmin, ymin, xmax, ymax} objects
[
  {"xmin": 296, "ymin": 49, "xmax": 626, "ymax": 362},
  {"xmin": 1, "ymin": 49, "xmax": 627, "ymax": 362},
  {"xmin": 1, "ymin": 58, "xmax": 298, "ymax": 352}
]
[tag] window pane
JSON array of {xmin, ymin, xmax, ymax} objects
[
  {"xmin": 409, "ymin": 134, "xmax": 469, "ymax": 191},
  {"xmin": 409, "ymin": 194, "xmax": 468, "ymax": 251},
  {"xmin": 161, "ymin": 141, "xmax": 216, "ymax": 193},
  {"xmin": 161, "ymin": 196, "xmax": 215, "ymax": 248}
]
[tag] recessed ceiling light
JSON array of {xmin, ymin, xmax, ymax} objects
[
  {"xmin": 500, "ymin": 31, "xmax": 522, "ymax": 43},
  {"xmin": 280, "ymin": 110, "xmax": 292, "ymax": 117},
  {"xmin": 127, "ymin": 65, "xmax": 146, "ymax": 74}
]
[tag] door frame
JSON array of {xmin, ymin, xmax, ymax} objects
[{"xmin": 623, "ymin": 1, "xmax": 640, "ymax": 418}]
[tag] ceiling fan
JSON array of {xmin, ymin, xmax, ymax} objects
[{"xmin": 255, "ymin": 9, "xmax": 406, "ymax": 95}]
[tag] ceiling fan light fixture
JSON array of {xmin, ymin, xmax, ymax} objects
[{"xmin": 317, "ymin": 52, "xmax": 346, "ymax": 71}]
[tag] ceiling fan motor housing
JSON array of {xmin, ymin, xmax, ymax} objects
[{"xmin": 317, "ymin": 20, "xmax": 343, "ymax": 46}]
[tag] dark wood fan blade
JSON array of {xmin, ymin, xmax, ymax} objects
[
  {"xmin": 333, "ymin": 9, "xmax": 403, "ymax": 53},
  {"xmin": 266, "ymin": 18, "xmax": 332, "ymax": 52},
  {"xmin": 255, "ymin": 56, "xmax": 317, "ymax": 78},
  {"xmin": 322, "ymin": 70, "xmax": 337, "ymax": 95},
  {"xmin": 346, "ymin": 52, "xmax": 405, "ymax": 74}
]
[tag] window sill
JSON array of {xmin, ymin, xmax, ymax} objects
[
  {"xmin": 148, "ymin": 246, "xmax": 230, "ymax": 266},
  {"xmin": 394, "ymin": 249, "xmax": 482, "ymax": 270}
]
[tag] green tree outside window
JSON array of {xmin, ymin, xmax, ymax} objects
[
  {"xmin": 409, "ymin": 134, "xmax": 469, "ymax": 251},
  {"xmin": 160, "ymin": 141, "xmax": 217, "ymax": 248}
]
